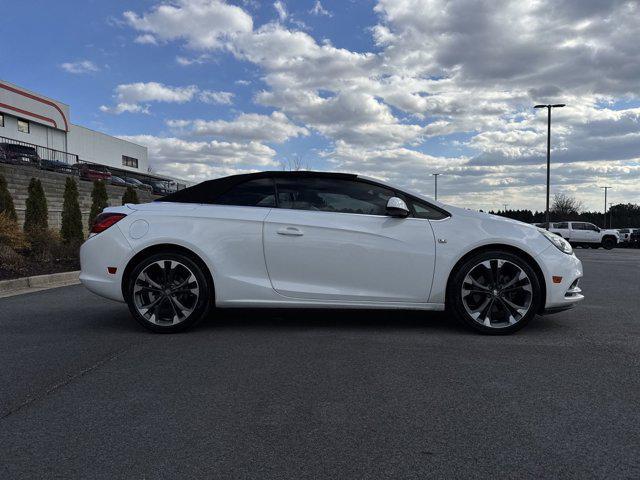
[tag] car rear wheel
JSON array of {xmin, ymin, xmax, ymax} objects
[
  {"xmin": 449, "ymin": 250, "xmax": 542, "ymax": 334},
  {"xmin": 602, "ymin": 237, "xmax": 616, "ymax": 250},
  {"xmin": 125, "ymin": 252, "xmax": 212, "ymax": 333}
]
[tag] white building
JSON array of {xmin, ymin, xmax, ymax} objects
[{"xmin": 0, "ymin": 79, "xmax": 147, "ymax": 173}]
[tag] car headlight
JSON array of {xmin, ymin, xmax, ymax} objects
[{"xmin": 538, "ymin": 228, "xmax": 573, "ymax": 254}]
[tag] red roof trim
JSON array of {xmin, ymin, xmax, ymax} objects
[
  {"xmin": 0, "ymin": 102, "xmax": 58, "ymax": 129},
  {"xmin": 0, "ymin": 82, "xmax": 69, "ymax": 131}
]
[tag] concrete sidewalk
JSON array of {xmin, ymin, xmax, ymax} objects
[{"xmin": 0, "ymin": 271, "xmax": 80, "ymax": 298}]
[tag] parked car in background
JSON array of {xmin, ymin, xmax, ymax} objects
[
  {"xmin": 77, "ymin": 163, "xmax": 112, "ymax": 182},
  {"xmin": 110, "ymin": 175, "xmax": 128, "ymax": 187},
  {"xmin": 39, "ymin": 158, "xmax": 74, "ymax": 174},
  {"xmin": 548, "ymin": 221, "xmax": 619, "ymax": 249},
  {"xmin": 617, "ymin": 228, "xmax": 639, "ymax": 245},
  {"xmin": 143, "ymin": 180, "xmax": 173, "ymax": 195},
  {"xmin": 0, "ymin": 143, "xmax": 40, "ymax": 166},
  {"xmin": 630, "ymin": 229, "xmax": 640, "ymax": 248},
  {"xmin": 124, "ymin": 177, "xmax": 153, "ymax": 193}
]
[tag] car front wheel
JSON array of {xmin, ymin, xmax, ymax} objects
[
  {"xmin": 449, "ymin": 251, "xmax": 542, "ymax": 334},
  {"xmin": 602, "ymin": 237, "xmax": 616, "ymax": 250},
  {"xmin": 125, "ymin": 252, "xmax": 212, "ymax": 333}
]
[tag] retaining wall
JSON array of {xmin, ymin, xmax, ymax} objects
[{"xmin": 0, "ymin": 163, "xmax": 159, "ymax": 232}]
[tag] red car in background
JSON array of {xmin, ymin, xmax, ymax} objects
[{"xmin": 77, "ymin": 163, "xmax": 112, "ymax": 182}]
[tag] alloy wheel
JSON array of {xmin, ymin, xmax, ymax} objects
[
  {"xmin": 461, "ymin": 259, "xmax": 533, "ymax": 329},
  {"xmin": 133, "ymin": 260, "xmax": 200, "ymax": 326}
]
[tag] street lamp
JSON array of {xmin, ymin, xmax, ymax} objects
[
  {"xmin": 609, "ymin": 202, "xmax": 614, "ymax": 228},
  {"xmin": 600, "ymin": 186, "xmax": 611, "ymax": 228},
  {"xmin": 534, "ymin": 103, "xmax": 566, "ymax": 223},
  {"xmin": 432, "ymin": 173, "xmax": 441, "ymax": 201}
]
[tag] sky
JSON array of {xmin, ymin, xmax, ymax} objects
[{"xmin": 2, "ymin": 0, "xmax": 639, "ymax": 211}]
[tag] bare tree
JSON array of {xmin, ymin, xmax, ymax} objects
[
  {"xmin": 280, "ymin": 154, "xmax": 307, "ymax": 171},
  {"xmin": 551, "ymin": 193, "xmax": 584, "ymax": 217}
]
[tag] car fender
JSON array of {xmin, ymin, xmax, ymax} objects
[{"xmin": 428, "ymin": 210, "xmax": 549, "ymax": 304}]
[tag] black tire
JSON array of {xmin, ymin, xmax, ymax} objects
[
  {"xmin": 602, "ymin": 237, "xmax": 616, "ymax": 250},
  {"xmin": 125, "ymin": 251, "xmax": 213, "ymax": 333},
  {"xmin": 448, "ymin": 250, "xmax": 542, "ymax": 335}
]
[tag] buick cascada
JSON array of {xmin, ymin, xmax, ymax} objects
[{"xmin": 80, "ymin": 171, "xmax": 584, "ymax": 334}]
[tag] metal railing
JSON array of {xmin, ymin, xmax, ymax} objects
[
  {"xmin": 1, "ymin": 135, "xmax": 186, "ymax": 192},
  {"xmin": 0, "ymin": 135, "xmax": 78, "ymax": 164}
]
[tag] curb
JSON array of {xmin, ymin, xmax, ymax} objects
[{"xmin": 0, "ymin": 271, "xmax": 80, "ymax": 298}]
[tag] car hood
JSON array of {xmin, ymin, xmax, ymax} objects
[{"xmin": 443, "ymin": 204, "xmax": 539, "ymax": 230}]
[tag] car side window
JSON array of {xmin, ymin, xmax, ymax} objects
[
  {"xmin": 586, "ymin": 223, "xmax": 599, "ymax": 231},
  {"xmin": 214, "ymin": 178, "xmax": 276, "ymax": 207},
  {"xmin": 572, "ymin": 223, "xmax": 586, "ymax": 230},
  {"xmin": 409, "ymin": 198, "xmax": 449, "ymax": 220},
  {"xmin": 275, "ymin": 177, "xmax": 394, "ymax": 215},
  {"xmin": 554, "ymin": 222, "xmax": 569, "ymax": 229}
]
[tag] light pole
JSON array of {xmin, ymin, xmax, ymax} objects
[
  {"xmin": 534, "ymin": 103, "xmax": 566, "ymax": 224},
  {"xmin": 503, "ymin": 203, "xmax": 508, "ymax": 212},
  {"xmin": 432, "ymin": 173, "xmax": 441, "ymax": 201},
  {"xmin": 600, "ymin": 186, "xmax": 611, "ymax": 228},
  {"xmin": 609, "ymin": 202, "xmax": 614, "ymax": 228}
]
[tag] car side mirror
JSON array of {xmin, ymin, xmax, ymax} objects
[{"xmin": 386, "ymin": 197, "xmax": 409, "ymax": 218}]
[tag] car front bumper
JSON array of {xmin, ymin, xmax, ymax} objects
[{"xmin": 536, "ymin": 245, "xmax": 584, "ymax": 313}]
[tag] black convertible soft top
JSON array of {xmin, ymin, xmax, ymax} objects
[{"xmin": 158, "ymin": 171, "xmax": 358, "ymax": 204}]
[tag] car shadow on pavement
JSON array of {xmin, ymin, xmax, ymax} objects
[
  {"xmin": 86, "ymin": 303, "xmax": 568, "ymax": 336},
  {"xmin": 197, "ymin": 308, "xmax": 476, "ymax": 335}
]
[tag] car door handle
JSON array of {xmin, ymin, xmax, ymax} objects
[{"xmin": 277, "ymin": 227, "xmax": 304, "ymax": 236}]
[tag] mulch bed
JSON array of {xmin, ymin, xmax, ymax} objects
[{"xmin": 0, "ymin": 257, "xmax": 80, "ymax": 281}]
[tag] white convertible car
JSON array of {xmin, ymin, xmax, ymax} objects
[{"xmin": 80, "ymin": 171, "xmax": 583, "ymax": 334}]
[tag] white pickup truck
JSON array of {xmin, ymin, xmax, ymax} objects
[{"xmin": 544, "ymin": 222, "xmax": 620, "ymax": 249}]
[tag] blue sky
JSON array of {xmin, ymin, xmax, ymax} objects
[{"xmin": 2, "ymin": 0, "xmax": 639, "ymax": 211}]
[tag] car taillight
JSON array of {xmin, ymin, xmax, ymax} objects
[{"xmin": 91, "ymin": 212, "xmax": 126, "ymax": 234}]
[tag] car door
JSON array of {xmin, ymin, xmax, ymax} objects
[
  {"xmin": 263, "ymin": 176, "xmax": 436, "ymax": 303},
  {"xmin": 569, "ymin": 222, "xmax": 587, "ymax": 242},
  {"xmin": 585, "ymin": 223, "xmax": 601, "ymax": 242},
  {"xmin": 552, "ymin": 222, "xmax": 570, "ymax": 239}
]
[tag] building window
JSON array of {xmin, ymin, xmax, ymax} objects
[
  {"xmin": 122, "ymin": 155, "xmax": 138, "ymax": 168},
  {"xmin": 17, "ymin": 119, "xmax": 30, "ymax": 133},
  {"xmin": 0, "ymin": 113, "xmax": 4, "ymax": 127}
]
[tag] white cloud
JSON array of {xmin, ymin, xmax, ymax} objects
[
  {"xmin": 134, "ymin": 34, "xmax": 157, "ymax": 45},
  {"xmin": 175, "ymin": 54, "xmax": 211, "ymax": 66},
  {"xmin": 168, "ymin": 111, "xmax": 308, "ymax": 143},
  {"xmin": 101, "ymin": 82, "xmax": 232, "ymax": 113},
  {"xmin": 309, "ymin": 1, "xmax": 332, "ymax": 17},
  {"xmin": 118, "ymin": 135, "xmax": 278, "ymax": 181},
  {"xmin": 60, "ymin": 60, "xmax": 99, "ymax": 74},
  {"xmin": 99, "ymin": 103, "xmax": 149, "ymax": 115},
  {"xmin": 198, "ymin": 90, "xmax": 234, "ymax": 105},
  {"xmin": 124, "ymin": 0, "xmax": 252, "ymax": 50},
  {"xmin": 273, "ymin": 1, "xmax": 287, "ymax": 22},
  {"xmin": 115, "ymin": 82, "xmax": 198, "ymax": 103}
]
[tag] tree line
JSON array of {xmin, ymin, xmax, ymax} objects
[{"xmin": 489, "ymin": 194, "xmax": 640, "ymax": 228}]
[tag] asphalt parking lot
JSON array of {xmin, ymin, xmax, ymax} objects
[{"xmin": 1, "ymin": 248, "xmax": 639, "ymax": 479}]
